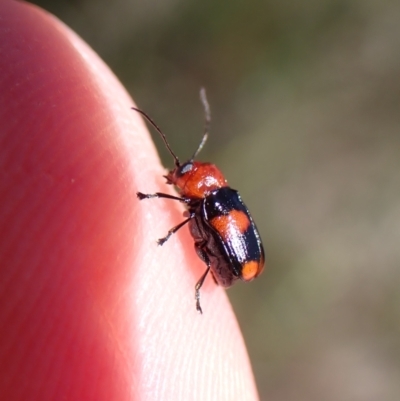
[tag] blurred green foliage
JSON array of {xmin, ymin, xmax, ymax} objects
[{"xmin": 31, "ymin": 0, "xmax": 400, "ymax": 399}]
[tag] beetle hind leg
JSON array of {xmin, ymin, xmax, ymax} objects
[
  {"xmin": 194, "ymin": 247, "xmax": 212, "ymax": 314},
  {"xmin": 210, "ymin": 271, "xmax": 218, "ymax": 285}
]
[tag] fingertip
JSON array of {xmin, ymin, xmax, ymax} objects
[{"xmin": 0, "ymin": 1, "xmax": 154, "ymax": 399}]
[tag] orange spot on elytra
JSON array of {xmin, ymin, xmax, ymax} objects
[
  {"xmin": 241, "ymin": 260, "xmax": 260, "ymax": 281},
  {"xmin": 210, "ymin": 210, "xmax": 250, "ymax": 241}
]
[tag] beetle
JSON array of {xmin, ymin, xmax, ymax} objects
[{"xmin": 133, "ymin": 89, "xmax": 265, "ymax": 313}]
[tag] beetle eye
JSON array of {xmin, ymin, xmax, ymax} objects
[{"xmin": 180, "ymin": 162, "xmax": 193, "ymax": 175}]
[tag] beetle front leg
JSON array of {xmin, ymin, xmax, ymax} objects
[{"xmin": 137, "ymin": 192, "xmax": 188, "ymax": 203}]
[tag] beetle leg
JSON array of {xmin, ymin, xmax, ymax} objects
[
  {"xmin": 210, "ymin": 271, "xmax": 218, "ymax": 285},
  {"xmin": 157, "ymin": 213, "xmax": 195, "ymax": 246},
  {"xmin": 194, "ymin": 247, "xmax": 211, "ymax": 314},
  {"xmin": 137, "ymin": 192, "xmax": 189, "ymax": 203}
]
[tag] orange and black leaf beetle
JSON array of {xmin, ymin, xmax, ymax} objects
[{"xmin": 133, "ymin": 89, "xmax": 265, "ymax": 313}]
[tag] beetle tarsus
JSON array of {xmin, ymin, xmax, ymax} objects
[
  {"xmin": 157, "ymin": 237, "xmax": 168, "ymax": 246},
  {"xmin": 136, "ymin": 192, "xmax": 148, "ymax": 200},
  {"xmin": 195, "ymin": 290, "xmax": 203, "ymax": 314}
]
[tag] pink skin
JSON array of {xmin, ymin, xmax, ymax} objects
[{"xmin": 0, "ymin": 2, "xmax": 259, "ymax": 400}]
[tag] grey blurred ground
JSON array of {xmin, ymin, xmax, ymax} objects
[{"xmin": 31, "ymin": 0, "xmax": 400, "ymax": 399}]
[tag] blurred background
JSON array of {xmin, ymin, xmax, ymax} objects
[{"xmin": 31, "ymin": 0, "xmax": 400, "ymax": 399}]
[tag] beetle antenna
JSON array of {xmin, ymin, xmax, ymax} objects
[
  {"xmin": 191, "ymin": 88, "xmax": 210, "ymax": 160},
  {"xmin": 132, "ymin": 107, "xmax": 180, "ymax": 166}
]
